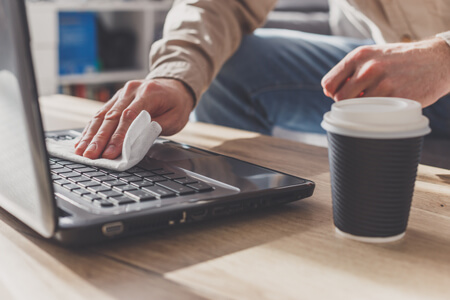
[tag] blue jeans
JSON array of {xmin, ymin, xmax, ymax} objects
[{"xmin": 194, "ymin": 29, "xmax": 450, "ymax": 138}]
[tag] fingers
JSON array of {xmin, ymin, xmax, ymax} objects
[
  {"xmin": 322, "ymin": 46, "xmax": 377, "ymax": 100},
  {"xmin": 361, "ymin": 79, "xmax": 394, "ymax": 98},
  {"xmin": 333, "ymin": 62, "xmax": 382, "ymax": 100},
  {"xmin": 101, "ymin": 105, "xmax": 142, "ymax": 159},
  {"xmin": 322, "ymin": 54, "xmax": 356, "ymax": 99},
  {"xmin": 75, "ymin": 78, "xmax": 194, "ymax": 160},
  {"xmin": 75, "ymin": 80, "xmax": 142, "ymax": 159},
  {"xmin": 74, "ymin": 121, "xmax": 91, "ymax": 148},
  {"xmin": 74, "ymin": 91, "xmax": 118, "ymax": 153},
  {"xmin": 74, "ymin": 108, "xmax": 109, "ymax": 156}
]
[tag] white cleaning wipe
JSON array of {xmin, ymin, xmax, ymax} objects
[{"xmin": 46, "ymin": 111, "xmax": 162, "ymax": 171}]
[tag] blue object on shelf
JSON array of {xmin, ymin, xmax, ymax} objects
[{"xmin": 59, "ymin": 12, "xmax": 98, "ymax": 75}]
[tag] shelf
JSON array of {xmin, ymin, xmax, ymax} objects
[
  {"xmin": 29, "ymin": 0, "xmax": 173, "ymax": 12},
  {"xmin": 58, "ymin": 69, "xmax": 149, "ymax": 85}
]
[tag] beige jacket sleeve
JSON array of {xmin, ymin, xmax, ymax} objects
[{"xmin": 146, "ymin": 0, "xmax": 277, "ymax": 102}]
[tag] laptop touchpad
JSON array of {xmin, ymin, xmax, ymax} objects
[{"xmin": 146, "ymin": 141, "xmax": 216, "ymax": 162}]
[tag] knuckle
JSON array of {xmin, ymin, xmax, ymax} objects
[
  {"xmin": 111, "ymin": 132, "xmax": 126, "ymax": 142},
  {"xmin": 121, "ymin": 108, "xmax": 139, "ymax": 122},
  {"xmin": 142, "ymin": 80, "xmax": 162, "ymax": 94},
  {"xmin": 123, "ymin": 80, "xmax": 142, "ymax": 93},
  {"xmin": 360, "ymin": 60, "xmax": 383, "ymax": 79},
  {"xmin": 104, "ymin": 109, "xmax": 122, "ymax": 121},
  {"xmin": 94, "ymin": 131, "xmax": 110, "ymax": 141},
  {"xmin": 93, "ymin": 109, "xmax": 107, "ymax": 120},
  {"xmin": 352, "ymin": 45, "xmax": 373, "ymax": 61},
  {"xmin": 79, "ymin": 138, "xmax": 91, "ymax": 145}
]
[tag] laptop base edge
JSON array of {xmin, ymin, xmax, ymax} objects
[{"xmin": 54, "ymin": 184, "xmax": 315, "ymax": 246}]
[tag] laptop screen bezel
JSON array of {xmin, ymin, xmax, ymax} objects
[{"xmin": 0, "ymin": 0, "xmax": 57, "ymax": 237}]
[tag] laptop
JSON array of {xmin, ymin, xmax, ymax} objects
[{"xmin": 0, "ymin": 0, "xmax": 315, "ymax": 245}]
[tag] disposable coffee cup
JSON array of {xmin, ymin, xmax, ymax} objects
[{"xmin": 321, "ymin": 97, "xmax": 431, "ymax": 243}]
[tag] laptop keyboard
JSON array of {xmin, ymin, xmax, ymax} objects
[{"xmin": 49, "ymin": 157, "xmax": 214, "ymax": 209}]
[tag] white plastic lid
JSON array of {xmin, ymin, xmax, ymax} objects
[{"xmin": 321, "ymin": 97, "xmax": 431, "ymax": 139}]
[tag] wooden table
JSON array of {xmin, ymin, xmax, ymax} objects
[{"xmin": 1, "ymin": 95, "xmax": 449, "ymax": 300}]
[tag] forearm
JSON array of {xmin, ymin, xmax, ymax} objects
[
  {"xmin": 147, "ymin": 0, "xmax": 277, "ymax": 102},
  {"xmin": 435, "ymin": 32, "xmax": 450, "ymax": 96}
]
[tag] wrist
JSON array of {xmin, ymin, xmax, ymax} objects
[
  {"xmin": 152, "ymin": 78, "xmax": 196, "ymax": 109},
  {"xmin": 433, "ymin": 36, "xmax": 450, "ymax": 95}
]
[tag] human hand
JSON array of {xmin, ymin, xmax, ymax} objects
[
  {"xmin": 322, "ymin": 37, "xmax": 450, "ymax": 107},
  {"xmin": 74, "ymin": 78, "xmax": 194, "ymax": 159}
]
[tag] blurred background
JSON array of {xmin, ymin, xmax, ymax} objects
[{"xmin": 27, "ymin": 0, "xmax": 330, "ymax": 102}]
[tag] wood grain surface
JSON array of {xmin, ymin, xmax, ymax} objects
[{"xmin": 0, "ymin": 95, "xmax": 448, "ymax": 300}]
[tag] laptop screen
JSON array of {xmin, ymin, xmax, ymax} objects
[{"xmin": 0, "ymin": 0, "xmax": 56, "ymax": 237}]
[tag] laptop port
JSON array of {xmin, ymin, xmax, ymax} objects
[
  {"xmin": 102, "ymin": 222, "xmax": 124, "ymax": 237},
  {"xmin": 189, "ymin": 208, "xmax": 208, "ymax": 221}
]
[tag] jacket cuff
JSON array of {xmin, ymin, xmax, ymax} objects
[
  {"xmin": 146, "ymin": 61, "xmax": 205, "ymax": 107},
  {"xmin": 436, "ymin": 31, "xmax": 450, "ymax": 47}
]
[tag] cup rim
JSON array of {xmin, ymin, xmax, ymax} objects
[{"xmin": 321, "ymin": 97, "xmax": 431, "ymax": 139}]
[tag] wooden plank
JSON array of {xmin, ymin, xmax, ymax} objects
[
  {"xmin": 34, "ymin": 95, "xmax": 450, "ymax": 299},
  {"xmin": 0, "ymin": 208, "xmax": 204, "ymax": 300},
  {"xmin": 164, "ymin": 207, "xmax": 450, "ymax": 300}
]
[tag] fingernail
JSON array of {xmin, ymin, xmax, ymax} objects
[
  {"xmin": 85, "ymin": 143, "xmax": 97, "ymax": 152},
  {"xmin": 76, "ymin": 140, "xmax": 87, "ymax": 150},
  {"xmin": 103, "ymin": 144, "xmax": 115, "ymax": 156}
]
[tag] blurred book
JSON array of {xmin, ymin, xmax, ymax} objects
[
  {"xmin": 59, "ymin": 83, "xmax": 123, "ymax": 102},
  {"xmin": 59, "ymin": 12, "xmax": 99, "ymax": 75}
]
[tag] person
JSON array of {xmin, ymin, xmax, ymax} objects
[{"xmin": 74, "ymin": 0, "xmax": 450, "ymax": 159}]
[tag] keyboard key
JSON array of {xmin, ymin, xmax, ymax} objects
[
  {"xmin": 103, "ymin": 180, "xmax": 127, "ymax": 187},
  {"xmin": 152, "ymin": 169, "xmax": 174, "ymax": 176},
  {"xmin": 175, "ymin": 177, "xmax": 199, "ymax": 185},
  {"xmin": 93, "ymin": 199, "xmax": 115, "ymax": 208},
  {"xmin": 56, "ymin": 167, "xmax": 73, "ymax": 174},
  {"xmin": 65, "ymin": 164, "xmax": 86, "ymax": 169},
  {"xmin": 92, "ymin": 175, "xmax": 117, "ymax": 183},
  {"xmin": 83, "ymin": 171, "xmax": 105, "ymax": 178},
  {"xmin": 110, "ymin": 172, "xmax": 133, "ymax": 178},
  {"xmin": 187, "ymin": 182, "xmax": 214, "ymax": 192},
  {"xmin": 134, "ymin": 171, "xmax": 156, "ymax": 178},
  {"xmin": 72, "ymin": 188, "xmax": 91, "ymax": 196},
  {"xmin": 142, "ymin": 185, "xmax": 176, "ymax": 198},
  {"xmin": 113, "ymin": 185, "xmax": 139, "ymax": 193},
  {"xmin": 157, "ymin": 181, "xmax": 195, "ymax": 195},
  {"xmin": 78, "ymin": 181, "xmax": 101, "ymax": 188},
  {"xmin": 110, "ymin": 195, "xmax": 137, "ymax": 205},
  {"xmin": 50, "ymin": 164, "xmax": 64, "ymax": 170},
  {"xmin": 63, "ymin": 183, "xmax": 81, "ymax": 191},
  {"xmin": 130, "ymin": 180, "xmax": 154, "ymax": 188},
  {"xmin": 59, "ymin": 171, "xmax": 82, "ymax": 179},
  {"xmin": 54, "ymin": 178, "xmax": 71, "ymax": 186},
  {"xmin": 51, "ymin": 174, "xmax": 62, "ymax": 180},
  {"xmin": 144, "ymin": 176, "xmax": 167, "ymax": 183},
  {"xmin": 68, "ymin": 176, "xmax": 91, "ymax": 183},
  {"xmin": 163, "ymin": 173, "xmax": 186, "ymax": 180},
  {"xmin": 87, "ymin": 185, "xmax": 111, "ymax": 193},
  {"xmin": 126, "ymin": 166, "xmax": 144, "ymax": 174},
  {"xmin": 125, "ymin": 190, "xmax": 157, "ymax": 201},
  {"xmin": 83, "ymin": 193, "xmax": 102, "ymax": 202},
  {"xmin": 120, "ymin": 176, "xmax": 142, "ymax": 183},
  {"xmin": 98, "ymin": 190, "xmax": 123, "ymax": 199},
  {"xmin": 57, "ymin": 161, "xmax": 74, "ymax": 166},
  {"xmin": 76, "ymin": 167, "xmax": 97, "ymax": 173}
]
